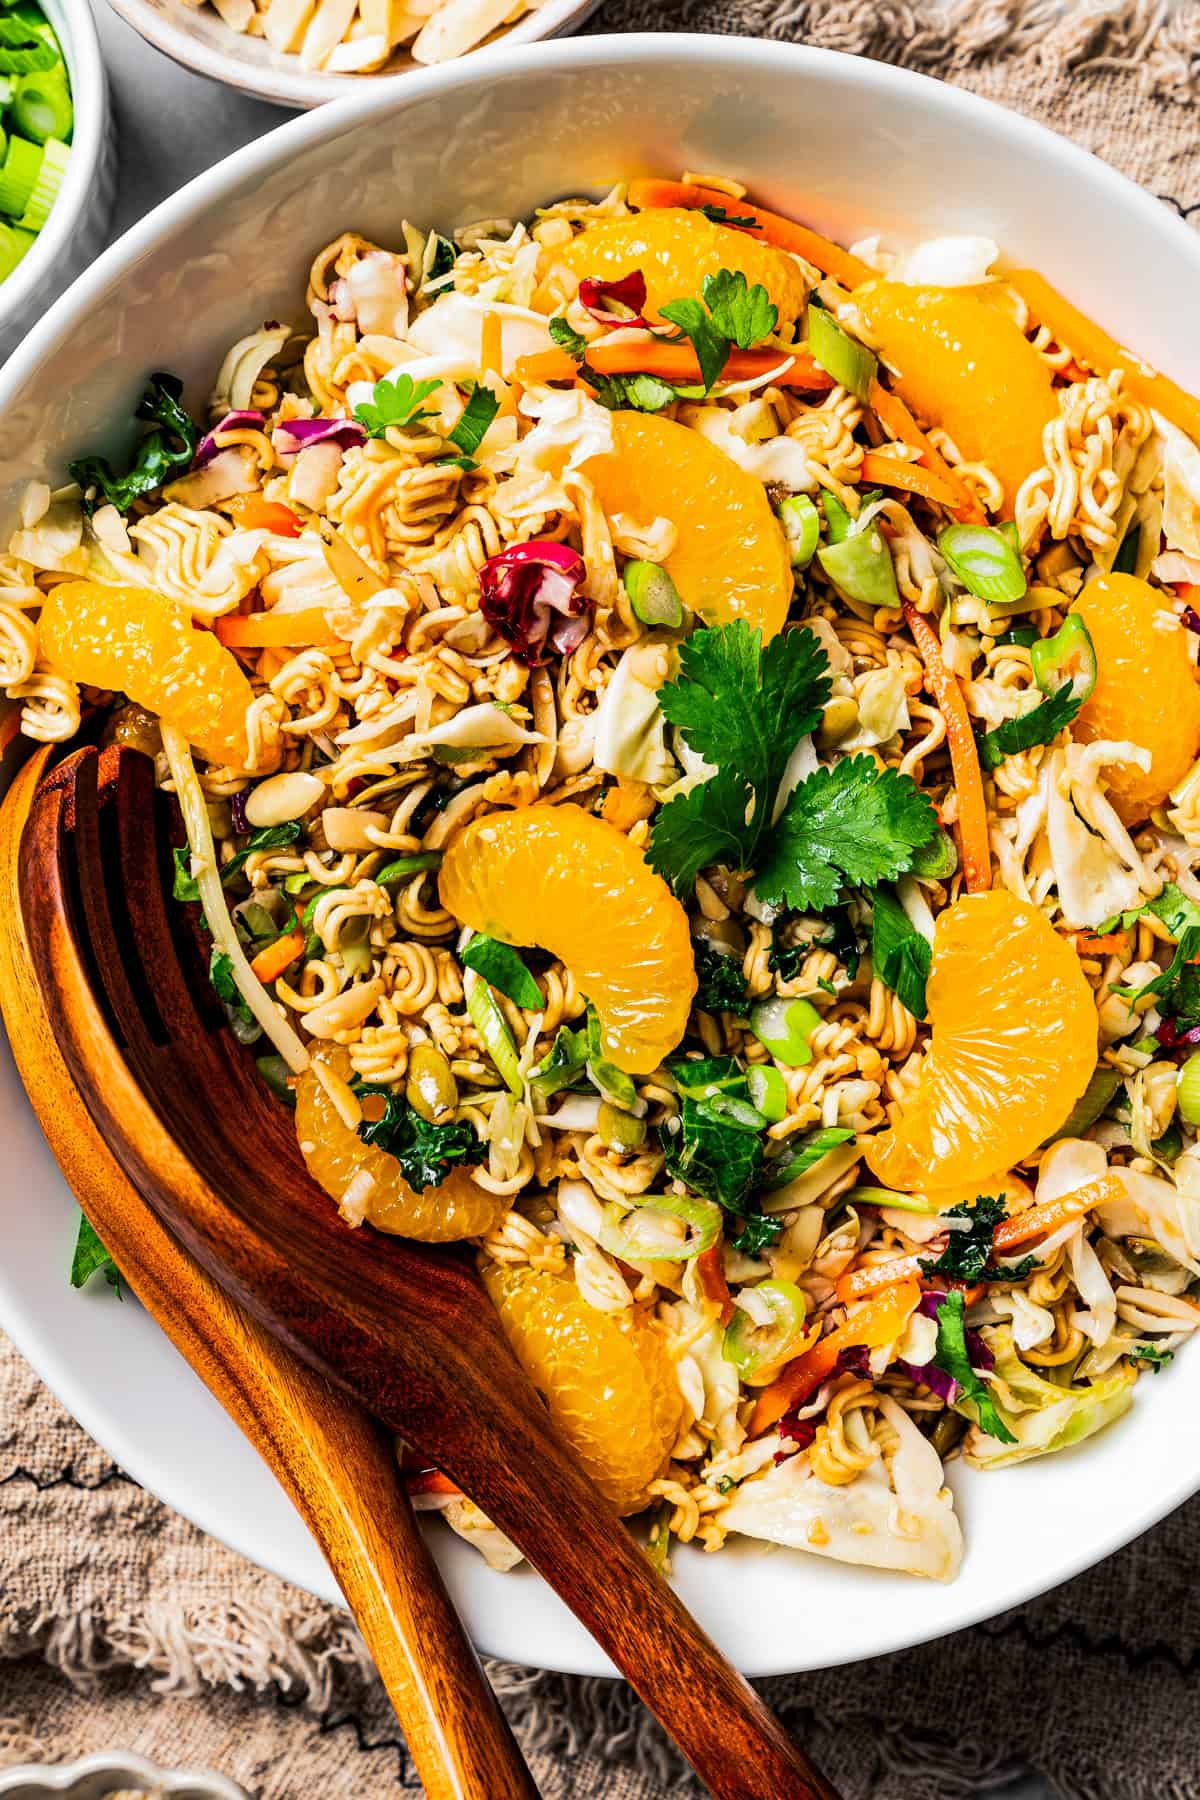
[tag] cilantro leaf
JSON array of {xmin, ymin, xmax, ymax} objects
[
  {"xmin": 646, "ymin": 766, "xmax": 756, "ymax": 896},
  {"xmin": 449, "ymin": 383, "xmax": 500, "ymax": 458},
  {"xmin": 69, "ymin": 373, "xmax": 198, "ymax": 517},
  {"xmin": 657, "ymin": 296, "xmax": 730, "ymax": 392},
  {"xmin": 1121, "ymin": 923, "xmax": 1200, "ymax": 1025},
  {"xmin": 1130, "ymin": 1344, "xmax": 1173, "ymax": 1372},
  {"xmin": 698, "ymin": 204, "xmax": 757, "ymax": 229},
  {"xmin": 933, "ymin": 1292, "xmax": 1016, "ymax": 1443},
  {"xmin": 756, "ymin": 758, "xmax": 938, "ymax": 913},
  {"xmin": 871, "ymin": 886, "xmax": 932, "ymax": 1020},
  {"xmin": 978, "ymin": 684, "xmax": 1082, "ymax": 770},
  {"xmin": 172, "ymin": 845, "xmax": 201, "ymax": 903},
  {"xmin": 209, "ymin": 947, "xmax": 254, "ymax": 1025},
  {"xmin": 549, "ymin": 314, "xmax": 589, "ymax": 357},
  {"xmin": 694, "ymin": 940, "xmax": 749, "ymax": 1014},
  {"xmin": 730, "ymin": 1212, "xmax": 784, "ymax": 1255},
  {"xmin": 649, "ymin": 621, "xmax": 831, "ymax": 892},
  {"xmin": 1146, "ymin": 883, "xmax": 1200, "ymax": 939},
  {"xmin": 659, "ymin": 621, "xmax": 829, "ymax": 813},
  {"xmin": 357, "ymin": 1087, "xmax": 483, "ymax": 1189},
  {"xmin": 702, "ymin": 268, "xmax": 778, "ymax": 348},
  {"xmin": 69, "ymin": 1211, "xmax": 121, "ymax": 1297},
  {"xmin": 353, "ymin": 371, "xmax": 442, "ymax": 439}
]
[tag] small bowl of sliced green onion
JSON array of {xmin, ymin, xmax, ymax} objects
[{"xmin": 0, "ymin": 0, "xmax": 113, "ymax": 361}]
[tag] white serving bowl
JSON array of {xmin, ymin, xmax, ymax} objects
[
  {"xmin": 102, "ymin": 0, "xmax": 602, "ymax": 110},
  {"xmin": 0, "ymin": 0, "xmax": 115, "ymax": 364},
  {"xmin": 2, "ymin": 35, "xmax": 1199, "ymax": 1679},
  {"xmin": 0, "ymin": 1749, "xmax": 251, "ymax": 1799}
]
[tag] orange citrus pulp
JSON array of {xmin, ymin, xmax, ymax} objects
[
  {"xmin": 559, "ymin": 207, "xmax": 808, "ymax": 330},
  {"xmin": 582, "ymin": 411, "xmax": 793, "ymax": 638},
  {"xmin": 38, "ymin": 580, "xmax": 252, "ymax": 767},
  {"xmin": 296, "ymin": 1049, "xmax": 504, "ymax": 1241},
  {"xmin": 1070, "ymin": 572, "xmax": 1200, "ymax": 825},
  {"xmin": 438, "ymin": 802, "xmax": 695, "ymax": 1075},
  {"xmin": 866, "ymin": 889, "xmax": 1095, "ymax": 1195},
  {"xmin": 483, "ymin": 1262, "xmax": 682, "ymax": 1514},
  {"xmin": 853, "ymin": 283, "xmax": 1057, "ymax": 516}
]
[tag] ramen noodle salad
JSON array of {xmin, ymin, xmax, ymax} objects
[{"xmin": 12, "ymin": 175, "xmax": 1200, "ymax": 1584}]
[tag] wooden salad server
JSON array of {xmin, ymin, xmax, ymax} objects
[
  {"xmin": 19, "ymin": 740, "xmax": 841, "ymax": 1800},
  {"xmin": 0, "ymin": 744, "xmax": 540, "ymax": 1800}
]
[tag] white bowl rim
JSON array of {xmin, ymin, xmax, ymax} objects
[
  {"xmin": 4, "ymin": 33, "xmax": 1200, "ymax": 1677},
  {"xmin": 0, "ymin": 1747, "xmax": 251, "ymax": 1798},
  {"xmin": 0, "ymin": 0, "xmax": 107, "ymax": 328},
  {"xmin": 102, "ymin": 0, "xmax": 600, "ymax": 111}
]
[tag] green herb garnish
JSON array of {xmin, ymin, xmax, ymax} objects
[
  {"xmin": 461, "ymin": 934, "xmax": 542, "ymax": 1011},
  {"xmin": 357, "ymin": 1087, "xmax": 483, "ymax": 1189},
  {"xmin": 659, "ymin": 268, "xmax": 778, "ymax": 392},
  {"xmin": 870, "ymin": 887, "xmax": 931, "ymax": 1020},
  {"xmin": 932, "ymin": 1291, "xmax": 1015, "ymax": 1443},
  {"xmin": 69, "ymin": 373, "xmax": 198, "ymax": 516},
  {"xmin": 69, "ymin": 1211, "xmax": 121, "ymax": 1296},
  {"xmin": 977, "ymin": 683, "xmax": 1084, "ymax": 770},
  {"xmin": 694, "ymin": 940, "xmax": 749, "ymax": 1014},
  {"xmin": 353, "ymin": 371, "xmax": 442, "ymax": 439}
]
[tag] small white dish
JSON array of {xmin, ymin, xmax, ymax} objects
[
  {"xmin": 0, "ymin": 1749, "xmax": 250, "ymax": 1800},
  {"xmin": 101, "ymin": 0, "xmax": 603, "ymax": 111},
  {"xmin": 2, "ymin": 34, "xmax": 1199, "ymax": 1681},
  {"xmin": 0, "ymin": 0, "xmax": 116, "ymax": 364}
]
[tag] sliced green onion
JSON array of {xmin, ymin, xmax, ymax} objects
[
  {"xmin": 1047, "ymin": 1066, "xmax": 1122, "ymax": 1142},
  {"xmin": 255, "ymin": 1054, "xmax": 295, "ymax": 1105},
  {"xmin": 462, "ymin": 933, "xmax": 542, "ymax": 1011},
  {"xmin": 697, "ymin": 1093, "xmax": 768, "ymax": 1130},
  {"xmin": 1153, "ymin": 1120, "xmax": 1183, "ymax": 1163},
  {"xmin": 806, "ymin": 304, "xmax": 877, "ymax": 403},
  {"xmin": 777, "ymin": 493, "xmax": 820, "ymax": 569},
  {"xmin": 0, "ymin": 77, "xmax": 15, "ymax": 107},
  {"xmin": 938, "ymin": 522, "xmax": 1027, "ymax": 605},
  {"xmin": 1129, "ymin": 1036, "xmax": 1160, "ymax": 1058},
  {"xmin": 16, "ymin": 134, "xmax": 66, "ymax": 232},
  {"xmin": 0, "ymin": 218, "xmax": 32, "ymax": 279},
  {"xmin": 1178, "ymin": 1054, "xmax": 1200, "ymax": 1126},
  {"xmin": 910, "ymin": 825, "xmax": 958, "ymax": 880},
  {"xmin": 598, "ymin": 1192, "xmax": 721, "ymax": 1262},
  {"xmin": 11, "ymin": 67, "xmax": 71, "ymax": 144},
  {"xmin": 0, "ymin": 132, "xmax": 41, "ymax": 217},
  {"xmin": 998, "ymin": 622, "xmax": 1039, "ymax": 649},
  {"xmin": 749, "ymin": 996, "xmax": 821, "ymax": 1066},
  {"xmin": 1030, "ymin": 612, "xmax": 1097, "ymax": 703},
  {"xmin": 822, "ymin": 490, "xmax": 853, "ymax": 544},
  {"xmin": 844, "ymin": 1184, "xmax": 937, "ymax": 1213},
  {"xmin": 283, "ymin": 871, "xmax": 312, "ymax": 896},
  {"xmin": 817, "ymin": 524, "xmax": 899, "ymax": 611},
  {"xmin": 374, "ymin": 850, "xmax": 443, "ymax": 884},
  {"xmin": 746, "ymin": 1064, "xmax": 787, "ymax": 1122},
  {"xmin": 760, "ymin": 1124, "xmax": 856, "ymax": 1190},
  {"xmin": 464, "ymin": 967, "xmax": 523, "ymax": 1095},
  {"xmin": 722, "ymin": 1279, "xmax": 809, "ymax": 1381},
  {"xmin": 622, "ymin": 559, "xmax": 683, "ymax": 628},
  {"xmin": 597, "ymin": 1100, "xmax": 647, "ymax": 1150}
]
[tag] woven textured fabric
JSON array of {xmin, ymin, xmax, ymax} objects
[{"xmin": 5, "ymin": 7, "xmax": 1200, "ymax": 1792}]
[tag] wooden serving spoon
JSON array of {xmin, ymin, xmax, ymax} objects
[
  {"xmin": 0, "ymin": 744, "xmax": 540, "ymax": 1800},
  {"xmin": 19, "ymin": 740, "xmax": 840, "ymax": 1800}
]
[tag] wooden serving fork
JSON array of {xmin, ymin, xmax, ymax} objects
[
  {"xmin": 0, "ymin": 744, "xmax": 540, "ymax": 1800},
  {"xmin": 17, "ymin": 740, "xmax": 840, "ymax": 1800}
]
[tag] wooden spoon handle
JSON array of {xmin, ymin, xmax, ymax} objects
[{"xmin": 0, "ymin": 749, "xmax": 538, "ymax": 1800}]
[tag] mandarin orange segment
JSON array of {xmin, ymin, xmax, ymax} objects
[
  {"xmin": 853, "ymin": 283, "xmax": 1057, "ymax": 515},
  {"xmin": 483, "ymin": 1262, "xmax": 682, "ymax": 1514},
  {"xmin": 1069, "ymin": 572, "xmax": 1200, "ymax": 825},
  {"xmin": 438, "ymin": 801, "xmax": 695, "ymax": 1075},
  {"xmin": 296, "ymin": 1049, "xmax": 504, "ymax": 1241},
  {"xmin": 866, "ymin": 890, "xmax": 1095, "ymax": 1195},
  {"xmin": 582, "ymin": 412, "xmax": 793, "ymax": 638},
  {"xmin": 38, "ymin": 580, "xmax": 252, "ymax": 768},
  {"xmin": 560, "ymin": 207, "xmax": 808, "ymax": 329}
]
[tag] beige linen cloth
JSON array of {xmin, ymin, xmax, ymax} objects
[{"xmin": 6, "ymin": 4, "xmax": 1200, "ymax": 1793}]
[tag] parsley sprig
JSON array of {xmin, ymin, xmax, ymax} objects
[
  {"xmin": 353, "ymin": 371, "xmax": 442, "ymax": 438},
  {"xmin": 660, "ymin": 269, "xmax": 779, "ymax": 392}
]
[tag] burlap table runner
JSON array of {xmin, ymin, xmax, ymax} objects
[{"xmin": 5, "ymin": 3, "xmax": 1200, "ymax": 1792}]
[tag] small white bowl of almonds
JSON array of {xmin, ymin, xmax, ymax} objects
[{"xmin": 102, "ymin": 0, "xmax": 603, "ymax": 109}]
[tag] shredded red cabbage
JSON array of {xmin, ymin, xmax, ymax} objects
[
  {"xmin": 578, "ymin": 271, "xmax": 650, "ymax": 326},
  {"xmin": 194, "ymin": 410, "xmax": 265, "ymax": 468},
  {"xmin": 478, "ymin": 540, "xmax": 590, "ymax": 665},
  {"xmin": 897, "ymin": 1358, "xmax": 959, "ymax": 1404},
  {"xmin": 774, "ymin": 1416, "xmax": 816, "ymax": 1462},
  {"xmin": 1183, "ymin": 606, "xmax": 1200, "ymax": 636},
  {"xmin": 272, "ymin": 417, "xmax": 366, "ymax": 460},
  {"xmin": 1155, "ymin": 1014, "xmax": 1200, "ymax": 1049},
  {"xmin": 231, "ymin": 788, "xmax": 249, "ymax": 835}
]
